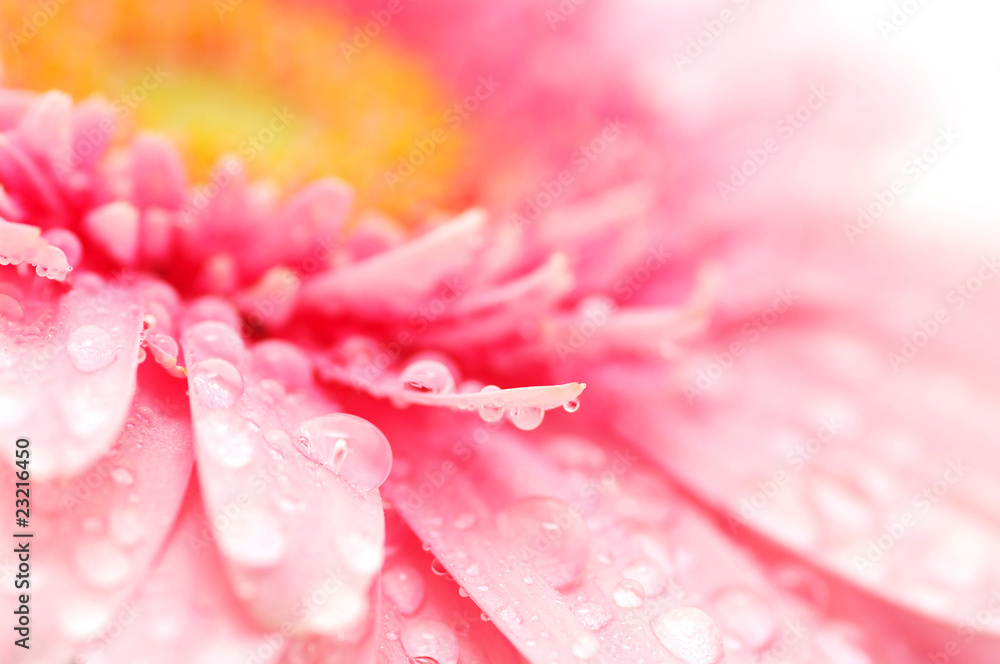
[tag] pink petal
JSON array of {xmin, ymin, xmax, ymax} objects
[
  {"xmin": 0, "ymin": 271, "xmax": 143, "ymax": 480},
  {"xmin": 83, "ymin": 202, "xmax": 141, "ymax": 266},
  {"xmin": 0, "ymin": 219, "xmax": 72, "ymax": 280}
]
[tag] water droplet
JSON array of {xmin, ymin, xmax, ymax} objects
[
  {"xmin": 189, "ymin": 358, "xmax": 244, "ymax": 409},
  {"xmin": 294, "ymin": 414, "xmax": 392, "ymax": 491},
  {"xmin": 216, "ymin": 507, "xmax": 287, "ymax": 568},
  {"xmin": 477, "ymin": 385, "xmax": 505, "ymax": 422},
  {"xmin": 622, "ymin": 558, "xmax": 671, "ymax": 597},
  {"xmin": 563, "ymin": 399, "xmax": 580, "ymax": 413},
  {"xmin": 509, "ymin": 406, "xmax": 544, "ymax": 431},
  {"xmin": 383, "ymin": 564, "xmax": 425, "ymax": 615},
  {"xmin": 67, "ymin": 325, "xmax": 117, "ymax": 373},
  {"xmin": 712, "ymin": 587, "xmax": 776, "ymax": 651},
  {"xmin": 108, "ymin": 507, "xmax": 146, "ymax": 548},
  {"xmin": 453, "ymin": 512, "xmax": 476, "ymax": 530},
  {"xmin": 201, "ymin": 411, "xmax": 258, "ymax": 468},
  {"xmin": 574, "ymin": 602, "xmax": 612, "ymax": 631},
  {"xmin": 400, "ymin": 619, "xmax": 460, "ymax": 664},
  {"xmin": 496, "ymin": 496, "xmax": 590, "ymax": 589},
  {"xmin": 75, "ymin": 540, "xmax": 131, "ymax": 588},
  {"xmin": 613, "ymin": 579, "xmax": 645, "ymax": 608},
  {"xmin": 252, "ymin": 340, "xmax": 313, "ymax": 388},
  {"xmin": 651, "ymin": 606, "xmax": 724, "ymax": 664},
  {"xmin": 184, "ymin": 320, "xmax": 245, "ymax": 365},
  {"xmin": 572, "ymin": 633, "xmax": 600, "ymax": 659},
  {"xmin": 399, "ymin": 359, "xmax": 455, "ymax": 394},
  {"xmin": 111, "ymin": 467, "xmax": 134, "ymax": 486},
  {"xmin": 496, "ymin": 606, "xmax": 521, "ymax": 624}
]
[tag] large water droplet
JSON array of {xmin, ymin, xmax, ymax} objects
[
  {"xmin": 295, "ymin": 414, "xmax": 392, "ymax": 491},
  {"xmin": 399, "ymin": 359, "xmax": 455, "ymax": 394},
  {"xmin": 712, "ymin": 587, "xmax": 776, "ymax": 651},
  {"xmin": 216, "ymin": 507, "xmax": 287, "ymax": 568},
  {"xmin": 651, "ymin": 606, "xmax": 724, "ymax": 664},
  {"xmin": 509, "ymin": 406, "xmax": 544, "ymax": 431},
  {"xmin": 184, "ymin": 320, "xmax": 245, "ymax": 365},
  {"xmin": 383, "ymin": 564, "xmax": 426, "ymax": 615},
  {"xmin": 189, "ymin": 358, "xmax": 244, "ymax": 409},
  {"xmin": 613, "ymin": 579, "xmax": 645, "ymax": 608},
  {"xmin": 563, "ymin": 398, "xmax": 580, "ymax": 413},
  {"xmin": 496, "ymin": 496, "xmax": 590, "ymax": 589},
  {"xmin": 67, "ymin": 325, "xmax": 117, "ymax": 373},
  {"xmin": 477, "ymin": 385, "xmax": 505, "ymax": 422},
  {"xmin": 400, "ymin": 619, "xmax": 460, "ymax": 664}
]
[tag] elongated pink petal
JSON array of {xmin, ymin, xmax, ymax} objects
[
  {"xmin": 181, "ymin": 322, "xmax": 386, "ymax": 644},
  {"xmin": 0, "ymin": 219, "xmax": 72, "ymax": 280},
  {"xmin": 0, "ymin": 271, "xmax": 143, "ymax": 479},
  {"xmin": 1, "ymin": 361, "xmax": 192, "ymax": 662},
  {"xmin": 78, "ymin": 485, "xmax": 285, "ymax": 664}
]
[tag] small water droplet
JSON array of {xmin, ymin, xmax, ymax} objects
[
  {"xmin": 294, "ymin": 414, "xmax": 392, "ymax": 491},
  {"xmin": 651, "ymin": 606, "xmax": 724, "ymax": 664},
  {"xmin": 622, "ymin": 558, "xmax": 671, "ymax": 597},
  {"xmin": 400, "ymin": 619, "xmax": 459, "ymax": 664},
  {"xmin": 574, "ymin": 602, "xmax": 612, "ymax": 631},
  {"xmin": 480, "ymin": 612, "xmax": 491, "ymax": 622},
  {"xmin": 67, "ymin": 325, "xmax": 117, "ymax": 373},
  {"xmin": 201, "ymin": 411, "xmax": 258, "ymax": 468},
  {"xmin": 453, "ymin": 512, "xmax": 476, "ymax": 530},
  {"xmin": 458, "ymin": 587, "xmax": 469, "ymax": 597},
  {"xmin": 572, "ymin": 633, "xmax": 599, "ymax": 659},
  {"xmin": 108, "ymin": 508, "xmax": 145, "ymax": 548},
  {"xmin": 496, "ymin": 496, "xmax": 590, "ymax": 589},
  {"xmin": 75, "ymin": 540, "xmax": 131, "ymax": 589},
  {"xmin": 509, "ymin": 406, "xmax": 544, "ymax": 431},
  {"xmin": 383, "ymin": 564, "xmax": 425, "ymax": 615},
  {"xmin": 399, "ymin": 359, "xmax": 455, "ymax": 394},
  {"xmin": 563, "ymin": 398, "xmax": 580, "ymax": 413},
  {"xmin": 477, "ymin": 385, "xmax": 505, "ymax": 422},
  {"xmin": 189, "ymin": 358, "xmax": 244, "ymax": 409},
  {"xmin": 613, "ymin": 579, "xmax": 645, "ymax": 608},
  {"xmin": 111, "ymin": 467, "xmax": 134, "ymax": 486}
]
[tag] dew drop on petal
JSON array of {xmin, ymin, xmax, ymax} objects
[
  {"xmin": 216, "ymin": 507, "xmax": 287, "ymax": 568},
  {"xmin": 252, "ymin": 340, "xmax": 313, "ymax": 388},
  {"xmin": 382, "ymin": 563, "xmax": 426, "ymax": 615},
  {"xmin": 574, "ymin": 602, "xmax": 612, "ymax": 631},
  {"xmin": 622, "ymin": 558, "xmax": 671, "ymax": 597},
  {"xmin": 67, "ymin": 325, "xmax": 117, "ymax": 373},
  {"xmin": 108, "ymin": 507, "xmax": 146, "ymax": 548},
  {"xmin": 189, "ymin": 358, "xmax": 244, "ymax": 409},
  {"xmin": 613, "ymin": 579, "xmax": 645, "ymax": 608},
  {"xmin": 399, "ymin": 359, "xmax": 455, "ymax": 394},
  {"xmin": 572, "ymin": 633, "xmax": 600, "ymax": 659},
  {"xmin": 400, "ymin": 619, "xmax": 460, "ymax": 664},
  {"xmin": 712, "ymin": 587, "xmax": 777, "ymax": 651},
  {"xmin": 75, "ymin": 540, "xmax": 131, "ymax": 589},
  {"xmin": 201, "ymin": 411, "xmax": 257, "ymax": 468},
  {"xmin": 294, "ymin": 413, "xmax": 392, "ymax": 491},
  {"xmin": 651, "ymin": 606, "xmax": 724, "ymax": 664},
  {"xmin": 453, "ymin": 512, "xmax": 476, "ymax": 530},
  {"xmin": 509, "ymin": 406, "xmax": 544, "ymax": 431},
  {"xmin": 184, "ymin": 320, "xmax": 245, "ymax": 365},
  {"xmin": 496, "ymin": 496, "xmax": 590, "ymax": 589},
  {"xmin": 563, "ymin": 398, "xmax": 580, "ymax": 413},
  {"xmin": 477, "ymin": 385, "xmax": 505, "ymax": 422},
  {"xmin": 111, "ymin": 467, "xmax": 134, "ymax": 486}
]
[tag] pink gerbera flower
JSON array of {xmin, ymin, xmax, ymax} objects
[{"xmin": 1, "ymin": 0, "xmax": 998, "ymax": 663}]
